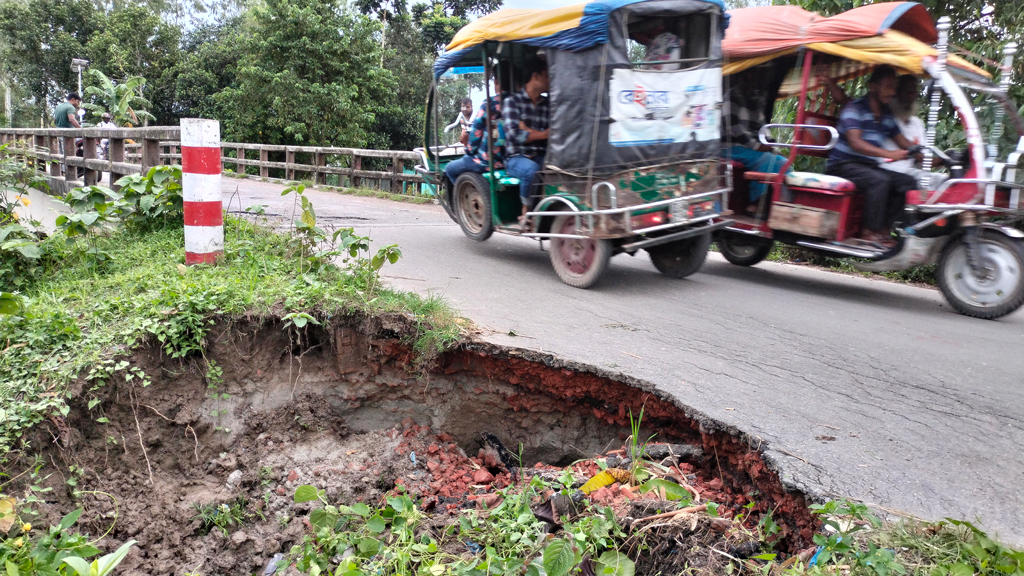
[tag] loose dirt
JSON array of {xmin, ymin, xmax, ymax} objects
[{"xmin": 9, "ymin": 312, "xmax": 818, "ymax": 575}]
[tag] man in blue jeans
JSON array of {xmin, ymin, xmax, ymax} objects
[
  {"xmin": 503, "ymin": 59, "xmax": 549, "ymax": 224},
  {"xmin": 444, "ymin": 74, "xmax": 509, "ymax": 188}
]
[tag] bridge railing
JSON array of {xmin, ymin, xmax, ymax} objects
[{"xmin": 0, "ymin": 127, "xmax": 427, "ymax": 195}]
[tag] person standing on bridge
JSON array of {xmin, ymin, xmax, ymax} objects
[
  {"xmin": 53, "ymin": 93, "xmax": 82, "ymax": 173},
  {"xmin": 54, "ymin": 93, "xmax": 82, "ymax": 129},
  {"xmin": 98, "ymin": 112, "xmax": 117, "ymax": 160}
]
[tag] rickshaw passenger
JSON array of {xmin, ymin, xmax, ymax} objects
[
  {"xmin": 882, "ymin": 75, "xmax": 945, "ymax": 185},
  {"xmin": 722, "ymin": 62, "xmax": 790, "ymax": 214},
  {"xmin": 444, "ymin": 75, "xmax": 510, "ymax": 186},
  {"xmin": 825, "ymin": 65, "xmax": 917, "ymax": 247},
  {"xmin": 503, "ymin": 58, "xmax": 550, "ymax": 222}
]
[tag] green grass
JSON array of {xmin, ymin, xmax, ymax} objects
[
  {"xmin": 765, "ymin": 244, "xmax": 938, "ymax": 286},
  {"xmin": 0, "ymin": 217, "xmax": 464, "ymax": 463},
  {"xmin": 323, "ymin": 185, "xmax": 435, "ymax": 205}
]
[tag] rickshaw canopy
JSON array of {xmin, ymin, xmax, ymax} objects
[
  {"xmin": 722, "ymin": 2, "xmax": 989, "ymax": 80},
  {"xmin": 434, "ymin": 0, "xmax": 727, "ymax": 77}
]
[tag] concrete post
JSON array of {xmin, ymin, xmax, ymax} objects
[
  {"xmin": 109, "ymin": 138, "xmax": 125, "ymax": 189},
  {"xmin": 181, "ymin": 119, "xmax": 223, "ymax": 265},
  {"xmin": 82, "ymin": 136, "xmax": 97, "ymax": 185}
]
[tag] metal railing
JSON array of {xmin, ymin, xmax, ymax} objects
[{"xmin": 0, "ymin": 127, "xmax": 427, "ymax": 195}]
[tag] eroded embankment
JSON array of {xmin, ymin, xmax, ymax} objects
[{"xmin": 12, "ymin": 312, "xmax": 817, "ymax": 575}]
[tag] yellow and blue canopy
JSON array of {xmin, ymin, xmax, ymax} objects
[{"xmin": 434, "ymin": 0, "xmax": 727, "ymax": 77}]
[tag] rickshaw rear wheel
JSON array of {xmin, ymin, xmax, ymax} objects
[
  {"xmin": 454, "ymin": 172, "xmax": 494, "ymax": 241},
  {"xmin": 549, "ymin": 214, "xmax": 611, "ymax": 288},
  {"xmin": 937, "ymin": 229, "xmax": 1024, "ymax": 319},
  {"xmin": 647, "ymin": 233, "xmax": 712, "ymax": 278},
  {"xmin": 717, "ymin": 233, "xmax": 774, "ymax": 266}
]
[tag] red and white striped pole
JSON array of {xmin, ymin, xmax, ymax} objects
[{"xmin": 181, "ymin": 118, "xmax": 223, "ymax": 265}]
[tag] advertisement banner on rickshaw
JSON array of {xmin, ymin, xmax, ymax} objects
[{"xmin": 608, "ymin": 67, "xmax": 722, "ymax": 147}]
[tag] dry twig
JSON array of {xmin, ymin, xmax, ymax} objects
[
  {"xmin": 129, "ymin": 388, "xmax": 154, "ymax": 485},
  {"xmin": 634, "ymin": 504, "xmax": 708, "ymax": 523}
]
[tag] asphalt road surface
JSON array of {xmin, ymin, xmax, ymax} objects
[{"xmin": 228, "ymin": 179, "xmax": 1024, "ymax": 543}]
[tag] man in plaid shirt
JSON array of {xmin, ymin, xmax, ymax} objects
[
  {"xmin": 722, "ymin": 61, "xmax": 790, "ymax": 214},
  {"xmin": 503, "ymin": 59, "xmax": 550, "ymax": 221},
  {"xmin": 444, "ymin": 73, "xmax": 510, "ymax": 187}
]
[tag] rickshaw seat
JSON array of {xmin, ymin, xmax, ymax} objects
[
  {"xmin": 483, "ymin": 170, "xmax": 520, "ymax": 186},
  {"xmin": 785, "ymin": 172, "xmax": 856, "ymax": 193}
]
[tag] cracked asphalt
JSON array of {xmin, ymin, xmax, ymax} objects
[{"xmin": 228, "ymin": 179, "xmax": 1024, "ymax": 543}]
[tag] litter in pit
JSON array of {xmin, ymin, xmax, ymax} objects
[{"xmin": 3, "ymin": 316, "xmax": 818, "ymax": 575}]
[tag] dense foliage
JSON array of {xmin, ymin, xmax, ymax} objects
[
  {"xmin": 0, "ymin": 0, "xmax": 490, "ymax": 150},
  {"xmin": 2, "ymin": 0, "xmax": 1019, "ymax": 153}
]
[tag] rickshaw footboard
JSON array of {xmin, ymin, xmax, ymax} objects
[{"xmin": 621, "ymin": 219, "xmax": 732, "ymax": 253}]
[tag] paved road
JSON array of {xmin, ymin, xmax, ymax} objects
[{"xmin": 230, "ymin": 179, "xmax": 1024, "ymax": 543}]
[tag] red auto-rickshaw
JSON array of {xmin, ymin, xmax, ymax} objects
[{"xmin": 717, "ymin": 2, "xmax": 1024, "ymax": 319}]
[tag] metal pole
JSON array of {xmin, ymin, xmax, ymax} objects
[
  {"xmin": 77, "ymin": 69, "xmax": 82, "ymax": 99},
  {"xmin": 989, "ymin": 41, "xmax": 1017, "ymax": 160},
  {"xmin": 921, "ymin": 16, "xmax": 950, "ymax": 191},
  {"xmin": 4, "ymin": 84, "xmax": 10, "ymax": 128}
]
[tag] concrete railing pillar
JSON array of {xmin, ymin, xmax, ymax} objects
[{"xmin": 181, "ymin": 119, "xmax": 223, "ymax": 265}]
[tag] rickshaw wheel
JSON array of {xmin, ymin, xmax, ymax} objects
[
  {"xmin": 647, "ymin": 233, "xmax": 712, "ymax": 278},
  {"xmin": 717, "ymin": 233, "xmax": 774, "ymax": 267},
  {"xmin": 937, "ymin": 230, "xmax": 1024, "ymax": 319},
  {"xmin": 549, "ymin": 214, "xmax": 611, "ymax": 289},
  {"xmin": 454, "ymin": 172, "xmax": 494, "ymax": 241}
]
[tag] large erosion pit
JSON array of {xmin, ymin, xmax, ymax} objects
[{"xmin": 12, "ymin": 313, "xmax": 818, "ymax": 575}]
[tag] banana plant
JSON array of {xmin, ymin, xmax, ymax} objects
[{"xmin": 81, "ymin": 69, "xmax": 156, "ymax": 127}]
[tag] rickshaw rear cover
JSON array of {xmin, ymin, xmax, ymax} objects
[{"xmin": 546, "ymin": 0, "xmax": 726, "ymax": 177}]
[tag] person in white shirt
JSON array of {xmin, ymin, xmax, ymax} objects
[
  {"xmin": 882, "ymin": 75, "xmax": 945, "ymax": 185},
  {"xmin": 98, "ymin": 113, "xmax": 117, "ymax": 160}
]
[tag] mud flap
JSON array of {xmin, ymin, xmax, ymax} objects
[
  {"xmin": 853, "ymin": 235, "xmax": 946, "ymax": 272},
  {"xmin": 437, "ymin": 176, "xmax": 457, "ymax": 222}
]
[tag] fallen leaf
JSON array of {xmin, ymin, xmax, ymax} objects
[{"xmin": 0, "ymin": 497, "xmax": 17, "ymax": 532}]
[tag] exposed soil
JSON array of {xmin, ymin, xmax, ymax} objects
[{"xmin": 9, "ymin": 312, "xmax": 818, "ymax": 575}]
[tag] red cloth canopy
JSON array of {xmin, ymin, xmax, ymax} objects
[{"xmin": 723, "ymin": 2, "xmax": 937, "ymax": 59}]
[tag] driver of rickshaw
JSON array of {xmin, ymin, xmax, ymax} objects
[
  {"xmin": 826, "ymin": 65, "xmax": 917, "ymax": 249},
  {"xmin": 502, "ymin": 58, "xmax": 550, "ymax": 225}
]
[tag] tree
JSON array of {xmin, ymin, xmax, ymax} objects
[
  {"xmin": 215, "ymin": 0, "xmax": 398, "ymax": 148},
  {"xmin": 0, "ymin": 0, "xmax": 103, "ymax": 118},
  {"xmin": 81, "ymin": 68, "xmax": 155, "ymax": 126},
  {"xmin": 413, "ymin": 2, "xmax": 468, "ymax": 53},
  {"xmin": 168, "ymin": 17, "xmax": 247, "ymax": 121},
  {"xmin": 86, "ymin": 4, "xmax": 181, "ymax": 124}
]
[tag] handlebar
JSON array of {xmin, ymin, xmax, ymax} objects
[{"xmin": 757, "ymin": 124, "xmax": 839, "ymax": 151}]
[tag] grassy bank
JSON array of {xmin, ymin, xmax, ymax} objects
[{"xmin": 0, "ymin": 215, "xmax": 462, "ymax": 463}]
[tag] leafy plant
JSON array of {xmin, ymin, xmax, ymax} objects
[
  {"xmin": 114, "ymin": 166, "xmax": 184, "ymax": 231},
  {"xmin": 0, "ymin": 501, "xmax": 136, "ymax": 576},
  {"xmin": 56, "ymin": 186, "xmax": 124, "ymax": 270},
  {"xmin": 279, "ymin": 183, "xmax": 402, "ymax": 293},
  {"xmin": 191, "ymin": 498, "xmax": 254, "ymax": 536},
  {"xmin": 810, "ymin": 500, "xmax": 906, "ymax": 576},
  {"xmin": 0, "ymin": 146, "xmax": 48, "ymax": 287},
  {"xmin": 626, "ymin": 405, "xmax": 655, "ymax": 484}
]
